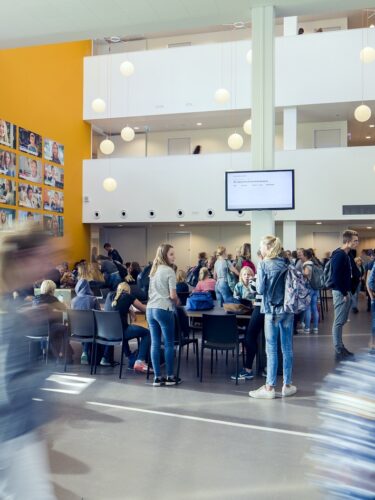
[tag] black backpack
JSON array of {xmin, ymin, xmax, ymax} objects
[
  {"xmin": 137, "ymin": 264, "xmax": 152, "ymax": 295},
  {"xmin": 323, "ymin": 259, "xmax": 333, "ymax": 288},
  {"xmin": 186, "ymin": 266, "xmax": 200, "ymax": 287}
]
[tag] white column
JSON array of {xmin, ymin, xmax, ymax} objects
[
  {"xmin": 283, "ymin": 107, "xmax": 297, "ymax": 150},
  {"xmin": 250, "ymin": 5, "xmax": 275, "ymax": 262},
  {"xmin": 283, "ymin": 221, "xmax": 297, "ymax": 251},
  {"xmin": 283, "ymin": 16, "xmax": 298, "ymax": 36}
]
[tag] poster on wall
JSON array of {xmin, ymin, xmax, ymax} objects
[
  {"xmin": 44, "ymin": 139, "xmax": 64, "ymax": 165},
  {"xmin": 43, "ymin": 189, "xmax": 64, "ymax": 213},
  {"xmin": 19, "ymin": 155, "xmax": 42, "ymax": 183},
  {"xmin": 18, "ymin": 183, "xmax": 42, "ymax": 209},
  {"xmin": 18, "ymin": 127, "xmax": 42, "ymax": 157},
  {"xmin": 0, "ymin": 208, "xmax": 16, "ymax": 231},
  {"xmin": 18, "ymin": 210, "xmax": 42, "ymax": 225},
  {"xmin": 0, "ymin": 119, "xmax": 16, "ymax": 149},
  {"xmin": 0, "ymin": 177, "xmax": 16, "ymax": 206},
  {"xmin": 0, "ymin": 149, "xmax": 16, "ymax": 177},
  {"xmin": 44, "ymin": 164, "xmax": 64, "ymax": 189},
  {"xmin": 44, "ymin": 214, "xmax": 64, "ymax": 237}
]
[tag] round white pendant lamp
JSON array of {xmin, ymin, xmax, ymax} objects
[
  {"xmin": 360, "ymin": 46, "xmax": 375, "ymax": 63},
  {"xmin": 102, "ymin": 177, "xmax": 117, "ymax": 192},
  {"xmin": 121, "ymin": 126, "xmax": 135, "ymax": 142},
  {"xmin": 228, "ymin": 133, "xmax": 244, "ymax": 150},
  {"xmin": 120, "ymin": 61, "xmax": 135, "ymax": 76},
  {"xmin": 243, "ymin": 119, "xmax": 252, "ymax": 135},
  {"xmin": 91, "ymin": 98, "xmax": 106, "ymax": 113},
  {"xmin": 100, "ymin": 139, "xmax": 115, "ymax": 155},
  {"xmin": 214, "ymin": 88, "xmax": 230, "ymax": 104},
  {"xmin": 246, "ymin": 49, "xmax": 252, "ymax": 64},
  {"xmin": 354, "ymin": 104, "xmax": 372, "ymax": 122}
]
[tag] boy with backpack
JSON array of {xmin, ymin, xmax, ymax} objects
[{"xmin": 302, "ymin": 249, "xmax": 324, "ymax": 334}]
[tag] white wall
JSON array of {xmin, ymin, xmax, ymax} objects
[
  {"xmin": 83, "ymin": 146, "xmax": 375, "ymax": 224},
  {"xmin": 84, "ymin": 28, "xmax": 375, "ymax": 121}
]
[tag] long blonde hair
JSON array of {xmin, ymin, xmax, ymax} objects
[
  {"xmin": 198, "ymin": 267, "xmax": 209, "ymax": 281},
  {"xmin": 88, "ymin": 262, "xmax": 104, "ymax": 282},
  {"xmin": 239, "ymin": 266, "xmax": 254, "ymax": 285},
  {"xmin": 176, "ymin": 269, "xmax": 186, "ymax": 283},
  {"xmin": 261, "ymin": 235, "xmax": 283, "ymax": 260},
  {"xmin": 150, "ymin": 243, "xmax": 174, "ymax": 277},
  {"xmin": 0, "ymin": 120, "xmax": 9, "ymax": 144},
  {"xmin": 77, "ymin": 262, "xmax": 92, "ymax": 281},
  {"xmin": 112, "ymin": 281, "xmax": 131, "ymax": 308},
  {"xmin": 216, "ymin": 246, "xmax": 226, "ymax": 257}
]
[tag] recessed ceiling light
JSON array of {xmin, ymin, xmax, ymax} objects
[
  {"xmin": 369, "ymin": 124, "xmax": 375, "ymax": 128},
  {"xmin": 366, "ymin": 136, "xmax": 372, "ymax": 139},
  {"xmin": 196, "ymin": 122, "xmax": 202, "ymax": 126},
  {"xmin": 134, "ymin": 126, "xmax": 139, "ymax": 130},
  {"xmin": 367, "ymin": 226, "xmax": 373, "ymax": 229},
  {"xmin": 316, "ymin": 222, "xmax": 322, "ymax": 225},
  {"xmin": 179, "ymin": 223, "xmax": 185, "ymax": 227},
  {"xmin": 245, "ymin": 223, "xmax": 250, "ymax": 226},
  {"xmin": 370, "ymin": 24, "xmax": 375, "ymax": 28}
]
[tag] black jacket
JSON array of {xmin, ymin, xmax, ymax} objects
[{"xmin": 331, "ymin": 248, "xmax": 360, "ymax": 296}]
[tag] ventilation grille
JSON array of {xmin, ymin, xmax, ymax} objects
[{"xmin": 342, "ymin": 205, "xmax": 375, "ymax": 215}]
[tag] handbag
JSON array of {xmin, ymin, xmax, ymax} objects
[
  {"xmin": 223, "ymin": 303, "xmax": 252, "ymax": 315},
  {"xmin": 186, "ymin": 292, "xmax": 214, "ymax": 311}
]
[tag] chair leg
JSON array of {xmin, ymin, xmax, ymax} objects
[
  {"xmin": 119, "ymin": 344, "xmax": 124, "ymax": 379},
  {"xmin": 90, "ymin": 342, "xmax": 95, "ymax": 375},
  {"xmin": 146, "ymin": 346, "xmax": 151, "ymax": 380},
  {"xmin": 186, "ymin": 343, "xmax": 189, "ymax": 361},
  {"xmin": 210, "ymin": 349, "xmax": 213, "ymax": 374},
  {"xmin": 226, "ymin": 350, "xmax": 228, "ymax": 366},
  {"xmin": 236, "ymin": 343, "xmax": 239, "ymax": 385},
  {"xmin": 63, "ymin": 332, "xmax": 68, "ymax": 373},
  {"xmin": 200, "ymin": 344, "xmax": 204, "ymax": 382},
  {"xmin": 195, "ymin": 340, "xmax": 199, "ymax": 377},
  {"xmin": 176, "ymin": 344, "xmax": 182, "ymax": 380},
  {"xmin": 94, "ymin": 343, "xmax": 98, "ymax": 374},
  {"xmin": 242, "ymin": 341, "xmax": 245, "ymax": 365}
]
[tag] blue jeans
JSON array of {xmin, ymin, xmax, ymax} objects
[
  {"xmin": 264, "ymin": 312, "xmax": 294, "ymax": 386},
  {"xmin": 102, "ymin": 324, "xmax": 150, "ymax": 361},
  {"xmin": 146, "ymin": 308, "xmax": 175, "ymax": 378},
  {"xmin": 215, "ymin": 280, "xmax": 234, "ymax": 307},
  {"xmin": 351, "ymin": 282, "xmax": 361, "ymax": 310},
  {"xmin": 304, "ymin": 289, "xmax": 319, "ymax": 330},
  {"xmin": 371, "ymin": 299, "xmax": 375, "ymax": 337},
  {"xmin": 332, "ymin": 290, "xmax": 352, "ymax": 352}
]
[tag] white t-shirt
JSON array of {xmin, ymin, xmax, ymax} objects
[{"xmin": 147, "ymin": 265, "xmax": 176, "ymax": 311}]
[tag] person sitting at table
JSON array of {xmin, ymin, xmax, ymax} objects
[
  {"xmin": 233, "ymin": 266, "xmax": 255, "ymax": 302},
  {"xmin": 71, "ymin": 278, "xmax": 101, "ymax": 365},
  {"xmin": 104, "ymin": 282, "xmax": 151, "ymax": 373},
  {"xmin": 33, "ymin": 279, "xmax": 72, "ymax": 363},
  {"xmin": 176, "ymin": 269, "xmax": 189, "ymax": 293},
  {"xmin": 231, "ymin": 263, "xmax": 264, "ymax": 381},
  {"xmin": 214, "ymin": 246, "xmax": 239, "ymax": 306},
  {"xmin": 194, "ymin": 267, "xmax": 216, "ymax": 292}
]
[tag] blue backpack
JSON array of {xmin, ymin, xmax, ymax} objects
[{"xmin": 186, "ymin": 292, "xmax": 214, "ymax": 311}]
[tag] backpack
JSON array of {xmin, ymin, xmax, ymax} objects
[
  {"xmin": 284, "ymin": 265, "xmax": 311, "ymax": 314},
  {"xmin": 186, "ymin": 292, "xmax": 214, "ymax": 311},
  {"xmin": 323, "ymin": 259, "xmax": 333, "ymax": 288},
  {"xmin": 309, "ymin": 263, "xmax": 324, "ymax": 290},
  {"xmin": 186, "ymin": 266, "xmax": 200, "ymax": 287},
  {"xmin": 137, "ymin": 264, "xmax": 152, "ymax": 295},
  {"xmin": 226, "ymin": 260, "xmax": 238, "ymax": 292}
]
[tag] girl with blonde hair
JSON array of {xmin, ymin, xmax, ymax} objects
[
  {"xmin": 194, "ymin": 267, "xmax": 216, "ymax": 292},
  {"xmin": 146, "ymin": 243, "xmax": 180, "ymax": 386},
  {"xmin": 233, "ymin": 266, "xmax": 255, "ymax": 301},
  {"xmin": 213, "ymin": 245, "xmax": 239, "ymax": 306},
  {"xmin": 249, "ymin": 235, "xmax": 297, "ymax": 400},
  {"xmin": 104, "ymin": 281, "xmax": 151, "ymax": 373}
]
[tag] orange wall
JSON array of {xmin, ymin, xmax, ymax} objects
[{"xmin": 0, "ymin": 40, "xmax": 92, "ymax": 265}]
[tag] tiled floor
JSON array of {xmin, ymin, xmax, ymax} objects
[{"xmin": 43, "ymin": 299, "xmax": 373, "ymax": 499}]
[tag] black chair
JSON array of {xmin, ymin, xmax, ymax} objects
[
  {"xmin": 209, "ymin": 290, "xmax": 217, "ymax": 301},
  {"xmin": 99, "ymin": 288, "xmax": 110, "ymax": 300},
  {"xmin": 200, "ymin": 314, "xmax": 240, "ymax": 385},
  {"xmin": 93, "ymin": 310, "xmax": 126, "ymax": 379},
  {"xmin": 66, "ymin": 309, "xmax": 96, "ymax": 374},
  {"xmin": 175, "ymin": 307, "xmax": 199, "ymax": 378},
  {"xmin": 177, "ymin": 291, "xmax": 190, "ymax": 306},
  {"xmin": 27, "ymin": 318, "xmax": 50, "ymax": 365}
]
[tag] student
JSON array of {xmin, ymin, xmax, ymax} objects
[
  {"xmin": 213, "ymin": 246, "xmax": 239, "ymax": 306},
  {"xmin": 194, "ymin": 267, "xmax": 216, "ymax": 292},
  {"xmin": 103, "ymin": 243, "xmax": 123, "ymax": 264},
  {"xmin": 146, "ymin": 243, "xmax": 180, "ymax": 386},
  {"xmin": 302, "ymin": 249, "xmax": 320, "ymax": 334},
  {"xmin": 330, "ymin": 230, "xmax": 360, "ymax": 360},
  {"xmin": 235, "ymin": 243, "xmax": 256, "ymax": 275},
  {"xmin": 367, "ymin": 265, "xmax": 375, "ymax": 349},
  {"xmin": 96, "ymin": 255, "xmax": 122, "ymax": 290},
  {"xmin": 176, "ymin": 269, "xmax": 189, "ymax": 293},
  {"xmin": 249, "ymin": 235, "xmax": 296, "ymax": 399},
  {"xmin": 105, "ymin": 282, "xmax": 151, "ymax": 373},
  {"xmin": 352, "ymin": 256, "xmax": 365, "ymax": 314},
  {"xmin": 233, "ymin": 266, "xmax": 255, "ymax": 302}
]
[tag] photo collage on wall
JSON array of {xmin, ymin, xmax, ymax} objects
[{"xmin": 0, "ymin": 118, "xmax": 65, "ymax": 236}]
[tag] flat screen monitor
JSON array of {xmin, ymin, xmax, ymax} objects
[{"xmin": 225, "ymin": 169, "xmax": 295, "ymax": 211}]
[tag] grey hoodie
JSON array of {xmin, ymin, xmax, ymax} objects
[{"xmin": 71, "ymin": 279, "xmax": 100, "ymax": 311}]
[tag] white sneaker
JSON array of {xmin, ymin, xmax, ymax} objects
[
  {"xmin": 100, "ymin": 357, "xmax": 111, "ymax": 366},
  {"xmin": 312, "ymin": 328, "xmax": 318, "ymax": 334},
  {"xmin": 282, "ymin": 385, "xmax": 297, "ymax": 397},
  {"xmin": 249, "ymin": 385, "xmax": 275, "ymax": 399},
  {"xmin": 303, "ymin": 328, "xmax": 310, "ymax": 334}
]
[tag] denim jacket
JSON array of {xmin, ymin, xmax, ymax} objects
[{"xmin": 257, "ymin": 257, "xmax": 288, "ymax": 314}]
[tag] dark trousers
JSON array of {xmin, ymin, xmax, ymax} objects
[{"xmin": 244, "ymin": 306, "xmax": 264, "ymax": 370}]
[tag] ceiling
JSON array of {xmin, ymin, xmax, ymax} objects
[{"xmin": 1, "ymin": 0, "xmax": 374, "ymax": 49}]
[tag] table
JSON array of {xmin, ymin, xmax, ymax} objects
[{"xmin": 184, "ymin": 303, "xmax": 251, "ymax": 320}]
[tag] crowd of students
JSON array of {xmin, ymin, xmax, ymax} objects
[{"xmin": 4, "ymin": 228, "xmax": 375, "ymax": 392}]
